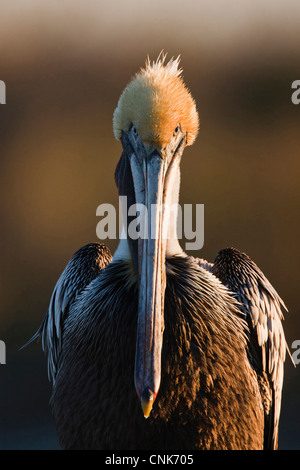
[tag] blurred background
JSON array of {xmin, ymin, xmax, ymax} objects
[{"xmin": 0, "ymin": 0, "xmax": 299, "ymax": 450}]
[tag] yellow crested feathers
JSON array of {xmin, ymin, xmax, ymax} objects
[{"xmin": 113, "ymin": 53, "xmax": 199, "ymax": 148}]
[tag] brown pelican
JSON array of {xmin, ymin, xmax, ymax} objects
[{"xmin": 31, "ymin": 54, "xmax": 289, "ymax": 450}]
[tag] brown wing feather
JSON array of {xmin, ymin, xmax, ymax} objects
[
  {"xmin": 27, "ymin": 243, "xmax": 112, "ymax": 383},
  {"xmin": 211, "ymin": 247, "xmax": 289, "ymax": 450}
]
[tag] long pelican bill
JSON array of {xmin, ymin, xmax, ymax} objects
[
  {"xmin": 131, "ymin": 150, "xmax": 167, "ymax": 417},
  {"xmin": 129, "ymin": 133, "xmax": 186, "ymax": 418}
]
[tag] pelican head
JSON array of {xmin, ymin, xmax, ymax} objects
[{"xmin": 113, "ymin": 54, "xmax": 199, "ymax": 418}]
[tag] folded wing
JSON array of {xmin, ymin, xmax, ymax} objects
[
  {"xmin": 29, "ymin": 243, "xmax": 112, "ymax": 383},
  {"xmin": 211, "ymin": 247, "xmax": 289, "ymax": 449}
]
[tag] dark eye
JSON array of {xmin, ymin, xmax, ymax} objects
[
  {"xmin": 174, "ymin": 124, "xmax": 180, "ymax": 135},
  {"xmin": 131, "ymin": 125, "xmax": 138, "ymax": 135}
]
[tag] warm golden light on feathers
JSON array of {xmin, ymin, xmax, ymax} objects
[{"xmin": 113, "ymin": 54, "xmax": 199, "ymax": 148}]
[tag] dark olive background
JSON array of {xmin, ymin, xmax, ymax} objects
[{"xmin": 0, "ymin": 1, "xmax": 299, "ymax": 449}]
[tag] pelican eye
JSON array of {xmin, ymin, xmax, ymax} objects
[
  {"xmin": 131, "ymin": 124, "xmax": 138, "ymax": 136},
  {"xmin": 173, "ymin": 124, "xmax": 181, "ymax": 136}
]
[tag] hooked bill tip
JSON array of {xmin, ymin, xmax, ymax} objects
[{"xmin": 140, "ymin": 387, "xmax": 155, "ymax": 419}]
